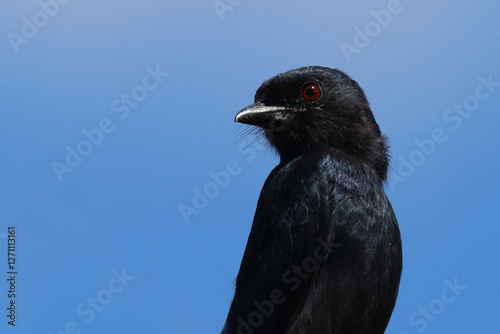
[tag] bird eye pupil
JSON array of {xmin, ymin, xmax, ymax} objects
[{"xmin": 302, "ymin": 83, "xmax": 321, "ymax": 101}]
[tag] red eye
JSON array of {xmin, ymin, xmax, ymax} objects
[{"xmin": 302, "ymin": 83, "xmax": 321, "ymax": 101}]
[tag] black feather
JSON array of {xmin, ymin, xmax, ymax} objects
[{"xmin": 222, "ymin": 66, "xmax": 402, "ymax": 334}]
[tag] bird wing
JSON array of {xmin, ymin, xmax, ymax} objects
[{"xmin": 223, "ymin": 154, "xmax": 337, "ymax": 333}]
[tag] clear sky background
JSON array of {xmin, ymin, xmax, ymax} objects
[{"xmin": 0, "ymin": 1, "xmax": 499, "ymax": 333}]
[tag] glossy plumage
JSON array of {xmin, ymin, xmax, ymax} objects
[{"xmin": 222, "ymin": 67, "xmax": 402, "ymax": 334}]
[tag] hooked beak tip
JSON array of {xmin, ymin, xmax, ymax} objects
[{"xmin": 235, "ymin": 103, "xmax": 289, "ymax": 126}]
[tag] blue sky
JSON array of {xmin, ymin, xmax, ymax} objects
[{"xmin": 0, "ymin": 1, "xmax": 499, "ymax": 333}]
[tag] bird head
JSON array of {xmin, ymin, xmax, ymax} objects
[{"xmin": 235, "ymin": 66, "xmax": 390, "ymax": 181}]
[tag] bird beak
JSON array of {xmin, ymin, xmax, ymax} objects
[{"xmin": 235, "ymin": 102, "xmax": 290, "ymax": 127}]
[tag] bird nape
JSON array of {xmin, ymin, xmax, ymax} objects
[{"xmin": 222, "ymin": 66, "xmax": 402, "ymax": 334}]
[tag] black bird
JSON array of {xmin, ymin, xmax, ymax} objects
[{"xmin": 222, "ymin": 66, "xmax": 402, "ymax": 334}]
